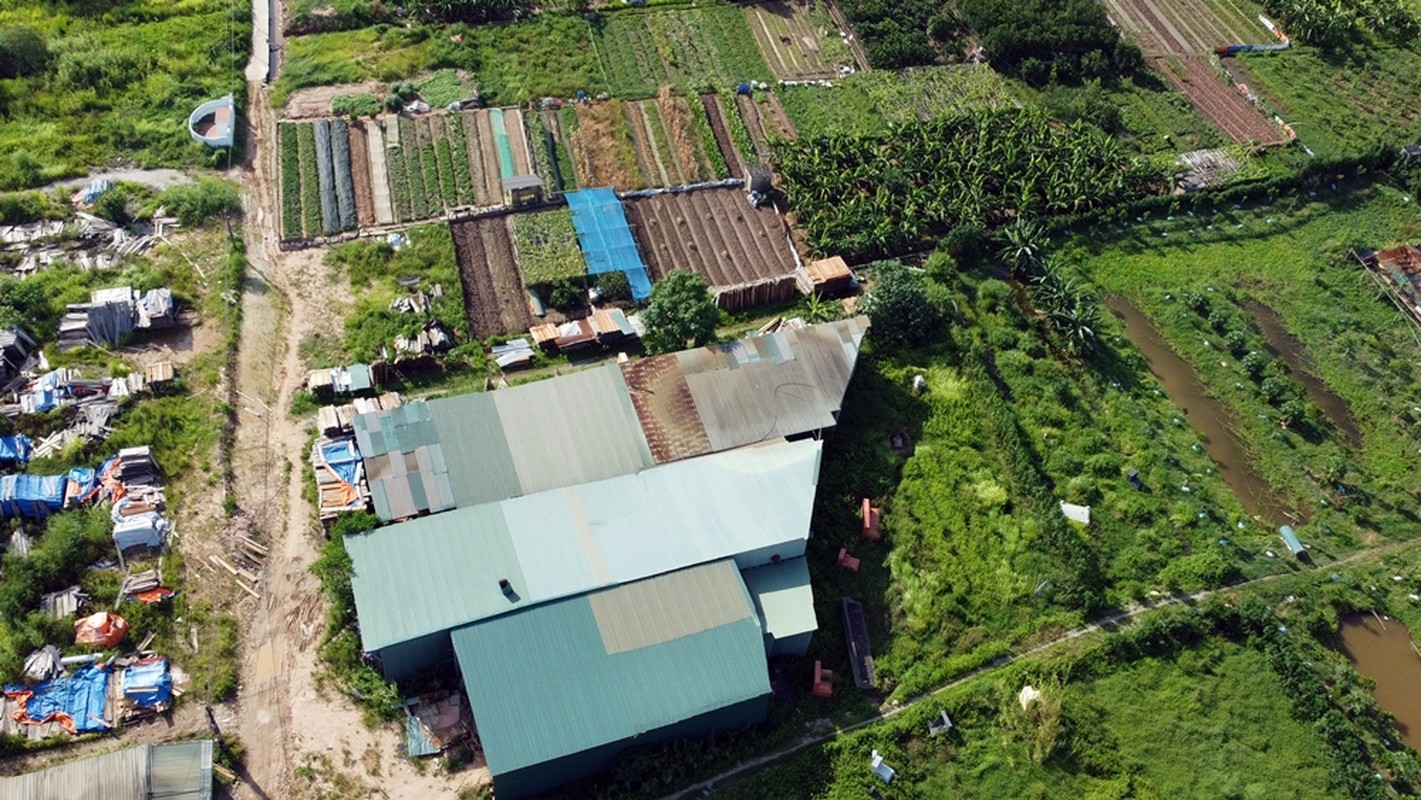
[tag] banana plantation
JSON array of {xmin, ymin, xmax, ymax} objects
[{"xmin": 776, "ymin": 109, "xmax": 1165, "ymax": 261}]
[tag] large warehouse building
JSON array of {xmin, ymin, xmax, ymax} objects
[{"xmin": 342, "ymin": 318, "xmax": 867, "ymax": 797}]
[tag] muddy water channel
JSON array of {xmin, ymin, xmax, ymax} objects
[
  {"xmin": 1241, "ymin": 298, "xmax": 1362, "ymax": 447},
  {"xmin": 1338, "ymin": 614, "xmax": 1421, "ymax": 748},
  {"xmin": 1107, "ymin": 298, "xmax": 1291, "ymax": 525}
]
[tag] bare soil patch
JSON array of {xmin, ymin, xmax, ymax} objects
[
  {"xmin": 569, "ymin": 100, "xmax": 643, "ymax": 191},
  {"xmin": 281, "ymin": 81, "xmax": 382, "ymax": 119},
  {"xmin": 452, "ymin": 215, "xmax": 534, "ymax": 337},
  {"xmin": 347, "ymin": 123, "xmax": 375, "ymax": 227}
]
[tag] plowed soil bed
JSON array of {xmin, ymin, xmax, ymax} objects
[
  {"xmin": 347, "ymin": 123, "xmax": 375, "ymax": 227},
  {"xmin": 451, "ymin": 215, "xmax": 533, "ymax": 338},
  {"xmin": 623, "ymin": 188, "xmax": 797, "ymax": 288},
  {"xmin": 1157, "ymin": 55, "xmax": 1286, "ymax": 144}
]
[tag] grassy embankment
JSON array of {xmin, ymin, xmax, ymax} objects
[
  {"xmin": 0, "ymin": 0, "xmax": 249, "ymax": 188},
  {"xmin": 1079, "ymin": 183, "xmax": 1421, "ymax": 558}
]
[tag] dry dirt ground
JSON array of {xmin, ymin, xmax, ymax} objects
[
  {"xmin": 282, "ymin": 81, "xmax": 383, "ymax": 120},
  {"xmin": 229, "ymin": 62, "xmax": 490, "ymax": 800}
]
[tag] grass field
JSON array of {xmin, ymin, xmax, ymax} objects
[
  {"xmin": 777, "ymin": 66, "xmax": 1017, "ymax": 138},
  {"xmin": 1077, "ymin": 183, "xmax": 1421, "ymax": 559},
  {"xmin": 0, "ymin": 0, "xmax": 250, "ymax": 188},
  {"xmin": 278, "ymin": 7, "xmax": 771, "ymax": 106},
  {"xmin": 715, "ymin": 634, "xmax": 1346, "ymax": 799},
  {"xmin": 1237, "ymin": 47, "xmax": 1421, "ymax": 159}
]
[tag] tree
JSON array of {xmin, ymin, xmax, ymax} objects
[
  {"xmin": 861, "ymin": 261, "xmax": 941, "ymax": 349},
  {"xmin": 641, "ymin": 271, "xmax": 720, "ymax": 355},
  {"xmin": 0, "ymin": 27, "xmax": 50, "ymax": 79}
]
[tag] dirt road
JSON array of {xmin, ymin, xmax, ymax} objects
[{"xmin": 228, "ymin": 3, "xmax": 486, "ymax": 794}]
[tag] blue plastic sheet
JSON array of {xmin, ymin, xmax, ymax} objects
[
  {"xmin": 0, "ymin": 473, "xmax": 66, "ymax": 519},
  {"xmin": 320, "ymin": 439, "xmax": 360, "ymax": 487},
  {"xmin": 4, "ymin": 665, "xmax": 109, "ymax": 733},
  {"xmin": 0, "ymin": 435, "xmax": 31, "ymax": 463},
  {"xmin": 565, "ymin": 188, "xmax": 652, "ymax": 301},
  {"xmin": 122, "ymin": 660, "xmax": 172, "ymax": 709}
]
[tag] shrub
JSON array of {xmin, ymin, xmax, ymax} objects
[
  {"xmin": 598, "ymin": 270, "xmax": 631, "ymax": 302},
  {"xmin": 331, "ymin": 93, "xmax": 382, "ymax": 118},
  {"xmin": 861, "ymin": 261, "xmax": 942, "ymax": 349},
  {"xmin": 0, "ymin": 27, "xmax": 50, "ymax": 78},
  {"xmin": 158, "ymin": 179, "xmax": 241, "ymax": 227}
]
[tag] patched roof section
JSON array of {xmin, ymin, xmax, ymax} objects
[{"xmin": 620, "ymin": 355, "xmax": 713, "ymax": 463}]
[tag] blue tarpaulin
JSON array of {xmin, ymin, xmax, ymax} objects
[
  {"xmin": 0, "ymin": 435, "xmax": 31, "ymax": 464},
  {"xmin": 0, "ymin": 473, "xmax": 66, "ymax": 519},
  {"xmin": 320, "ymin": 439, "xmax": 360, "ymax": 488},
  {"xmin": 565, "ymin": 188, "xmax": 653, "ymax": 301},
  {"xmin": 122, "ymin": 659, "xmax": 172, "ymax": 708},
  {"xmin": 3, "ymin": 664, "xmax": 109, "ymax": 733}
]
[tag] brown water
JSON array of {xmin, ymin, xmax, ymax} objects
[
  {"xmin": 1241, "ymin": 298, "xmax": 1362, "ymax": 448},
  {"xmin": 1338, "ymin": 613, "xmax": 1421, "ymax": 748},
  {"xmin": 1107, "ymin": 298, "xmax": 1291, "ymax": 525}
]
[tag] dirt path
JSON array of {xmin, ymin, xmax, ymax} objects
[
  {"xmin": 49, "ymin": 169, "xmax": 195, "ymax": 193},
  {"xmin": 658, "ymin": 537, "xmax": 1421, "ymax": 799}
]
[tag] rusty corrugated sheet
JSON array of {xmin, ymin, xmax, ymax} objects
[{"xmin": 620, "ymin": 355, "xmax": 713, "ymax": 464}]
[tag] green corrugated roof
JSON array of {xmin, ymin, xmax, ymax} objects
[
  {"xmin": 430, "ymin": 391, "xmax": 521, "ymax": 508},
  {"xmin": 346, "ymin": 438, "xmax": 822, "ymax": 652},
  {"xmin": 740, "ymin": 557, "xmax": 818, "ymax": 641},
  {"xmin": 451, "ymin": 560, "xmax": 769, "ymax": 776}
]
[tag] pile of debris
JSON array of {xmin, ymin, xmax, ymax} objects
[
  {"xmin": 389, "ymin": 284, "xmax": 443, "ymax": 314},
  {"xmin": 384, "ymin": 320, "xmax": 453, "ymax": 362},
  {"xmin": 0, "ymin": 468, "xmax": 96, "ymax": 519},
  {"xmin": 2, "ymin": 210, "xmax": 179, "ymax": 277},
  {"xmin": 311, "ymin": 436, "xmax": 370, "ymax": 522},
  {"xmin": 58, "ymin": 287, "xmax": 178, "ymax": 350},
  {"xmin": 404, "ymin": 690, "xmax": 474, "ymax": 757},
  {"xmin": 0, "ymin": 327, "xmax": 39, "ymax": 390},
  {"xmin": 530, "ymin": 308, "xmax": 635, "ymax": 353},
  {"xmin": 316, "ymin": 391, "xmax": 402, "ymax": 436},
  {"xmin": 306, "ymin": 363, "xmax": 377, "ymax": 398},
  {"xmin": 490, "ymin": 338, "xmax": 535, "ymax": 370}
]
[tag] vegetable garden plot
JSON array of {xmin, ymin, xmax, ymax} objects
[
  {"xmin": 1100, "ymin": 0, "xmax": 1271, "ymax": 55},
  {"xmin": 744, "ymin": 0, "xmax": 857, "ymax": 79},
  {"xmin": 1154, "ymin": 55, "xmax": 1286, "ymax": 145},
  {"xmin": 777, "ymin": 66, "xmax": 1018, "ymax": 139},
  {"xmin": 567, "ymin": 98, "xmax": 723, "ymax": 190},
  {"xmin": 622, "ymin": 188, "xmax": 798, "ymax": 290},
  {"xmin": 594, "ymin": 6, "xmax": 774, "ymax": 98},
  {"xmin": 510, "ymin": 210, "xmax": 587, "ymax": 287},
  {"xmin": 450, "ymin": 216, "xmax": 534, "ymax": 338}
]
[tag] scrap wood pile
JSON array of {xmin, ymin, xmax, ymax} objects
[
  {"xmin": 316, "ymin": 391, "xmax": 402, "ymax": 435},
  {"xmin": 208, "ymin": 512, "xmax": 268, "ymax": 600},
  {"xmin": 0, "ymin": 211, "xmax": 178, "ymax": 277},
  {"xmin": 58, "ymin": 286, "xmax": 178, "ymax": 350},
  {"xmin": 404, "ymin": 690, "xmax": 474, "ymax": 757},
  {"xmin": 310, "ymin": 436, "xmax": 370, "ymax": 521}
]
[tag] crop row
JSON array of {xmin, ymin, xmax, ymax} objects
[
  {"xmin": 278, "ymin": 123, "xmax": 302, "ymax": 239},
  {"xmin": 313, "ymin": 119, "xmax": 338, "ymax": 235},
  {"xmin": 330, "ymin": 118, "xmax": 356, "ymax": 231},
  {"xmin": 295, "ymin": 123, "xmax": 321, "ymax": 237},
  {"xmin": 445, "ymin": 115, "xmax": 476, "ymax": 203}
]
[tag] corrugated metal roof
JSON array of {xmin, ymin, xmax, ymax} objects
[
  {"xmin": 588, "ymin": 560, "xmax": 752, "ymax": 654},
  {"xmin": 681, "ymin": 317, "xmax": 868, "ymax": 452},
  {"xmin": 148, "ymin": 740, "xmax": 212, "ymax": 800},
  {"xmin": 451, "ymin": 560, "xmax": 769, "ymax": 776},
  {"xmin": 0, "ymin": 741, "xmax": 212, "ymax": 800},
  {"xmin": 740, "ymin": 557, "xmax": 818, "ymax": 641},
  {"xmin": 346, "ymin": 438, "xmax": 822, "ymax": 652},
  {"xmin": 490, "ymin": 363, "xmax": 653, "ymax": 496},
  {"xmin": 356, "ymin": 364, "xmax": 654, "ymax": 521}
]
